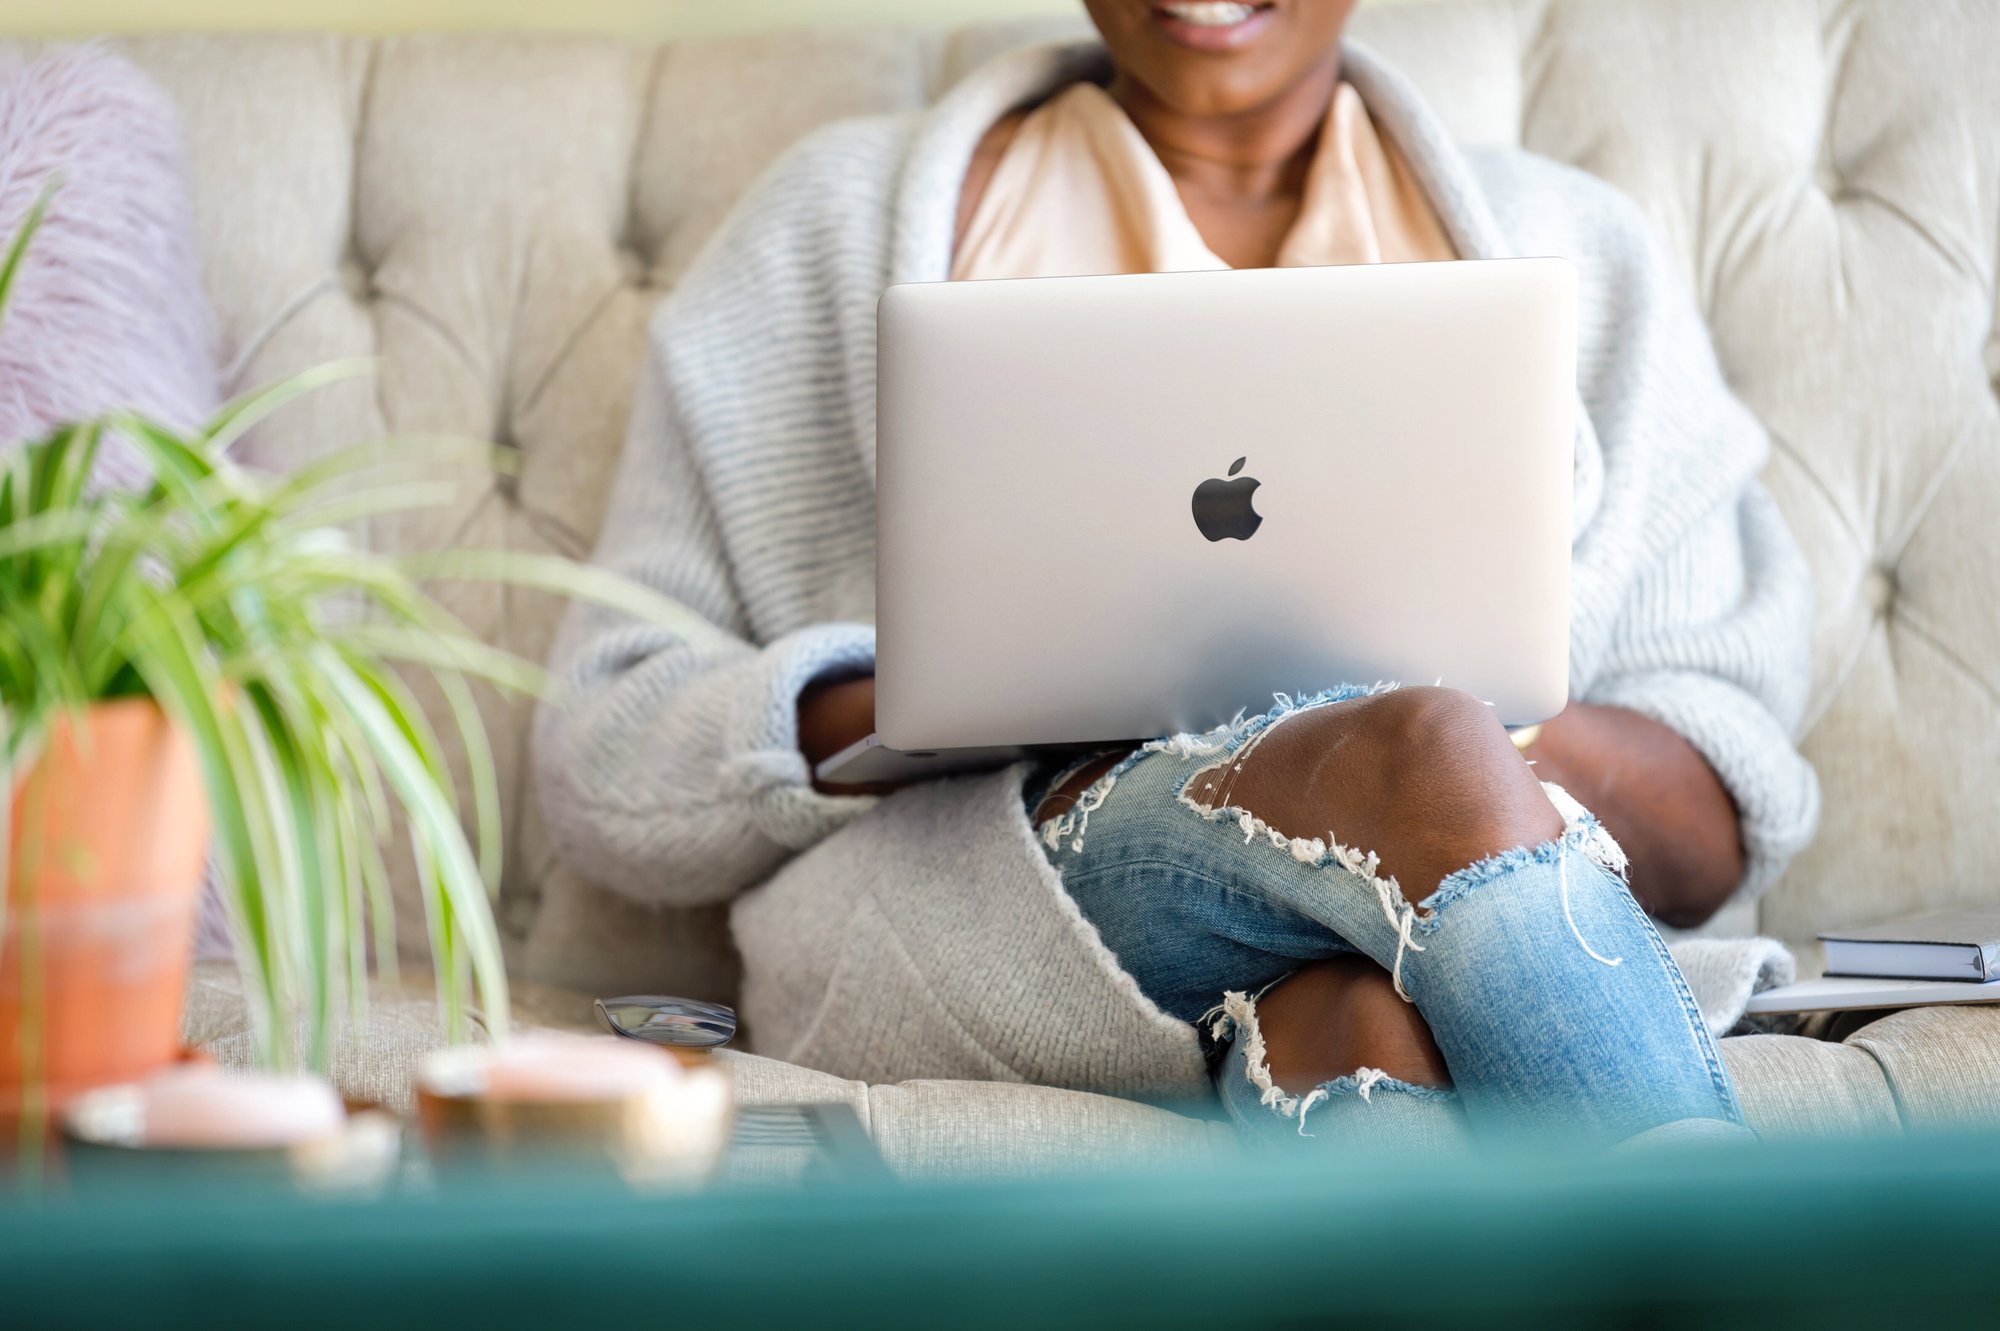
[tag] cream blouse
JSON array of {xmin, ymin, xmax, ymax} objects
[{"xmin": 952, "ymin": 79, "xmax": 1456, "ymax": 280}]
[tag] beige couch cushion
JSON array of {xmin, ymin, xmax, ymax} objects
[
  {"xmin": 1721, "ymin": 1033, "xmax": 1901, "ymax": 1139},
  {"xmin": 1492, "ymin": 0, "xmax": 2000, "ymax": 966},
  {"xmin": 1843, "ymin": 1006, "xmax": 2000, "ymax": 1133},
  {"xmin": 714, "ymin": 1051, "xmax": 1238, "ymax": 1177},
  {"xmin": 185, "ymin": 962, "xmax": 1232, "ymax": 1177},
  {"xmin": 195, "ymin": 961, "xmax": 2000, "ymax": 1173},
  {"xmin": 182, "ymin": 964, "xmax": 465, "ymax": 1116},
  {"xmin": 867, "ymin": 1080, "xmax": 1236, "ymax": 1176}
]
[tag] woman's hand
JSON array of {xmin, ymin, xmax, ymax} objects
[{"xmin": 797, "ymin": 674, "xmax": 903, "ymax": 796}]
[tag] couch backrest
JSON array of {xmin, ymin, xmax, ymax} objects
[{"xmin": 26, "ymin": 0, "xmax": 1998, "ymax": 979}]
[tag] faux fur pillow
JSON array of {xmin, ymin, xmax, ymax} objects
[
  {"xmin": 0, "ymin": 43, "xmax": 217, "ymax": 483},
  {"xmin": 0, "ymin": 44, "xmax": 228, "ymax": 955}
]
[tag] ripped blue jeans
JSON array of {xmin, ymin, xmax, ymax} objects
[{"xmin": 1034, "ymin": 688, "xmax": 1745, "ymax": 1149}]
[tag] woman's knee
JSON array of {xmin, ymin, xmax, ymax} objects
[
  {"xmin": 1253, "ymin": 956, "xmax": 1450, "ymax": 1092},
  {"xmin": 1217, "ymin": 687, "xmax": 1564, "ymax": 903}
]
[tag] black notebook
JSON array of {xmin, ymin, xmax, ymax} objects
[{"xmin": 1821, "ymin": 908, "xmax": 2000, "ymax": 982}]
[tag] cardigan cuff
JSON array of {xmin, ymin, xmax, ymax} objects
[{"xmin": 720, "ymin": 621, "xmax": 881, "ymax": 850}]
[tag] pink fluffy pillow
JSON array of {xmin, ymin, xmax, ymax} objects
[
  {"xmin": 0, "ymin": 43, "xmax": 217, "ymax": 484},
  {"xmin": 1, "ymin": 44, "xmax": 228, "ymax": 955}
]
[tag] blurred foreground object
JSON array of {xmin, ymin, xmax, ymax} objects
[
  {"xmin": 61, "ymin": 1062, "xmax": 399, "ymax": 1195},
  {"xmin": 417, "ymin": 1035, "xmax": 733, "ymax": 1188},
  {"xmin": 7, "ymin": 1131, "xmax": 2000, "ymax": 1328}
]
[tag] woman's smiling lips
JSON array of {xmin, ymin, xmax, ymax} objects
[{"xmin": 1151, "ymin": 2, "xmax": 1279, "ymax": 52}]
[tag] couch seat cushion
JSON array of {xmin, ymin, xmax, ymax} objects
[
  {"xmin": 1720, "ymin": 1033, "xmax": 1901, "ymax": 1138},
  {"xmin": 1842, "ymin": 1006, "xmax": 2000, "ymax": 1132},
  {"xmin": 189, "ymin": 967, "xmax": 2000, "ymax": 1171},
  {"xmin": 182, "ymin": 964, "xmax": 462, "ymax": 1116}
]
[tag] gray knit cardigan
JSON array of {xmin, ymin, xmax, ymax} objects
[{"xmin": 534, "ymin": 41, "xmax": 1821, "ymax": 1102}]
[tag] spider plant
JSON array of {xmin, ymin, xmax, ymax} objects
[{"xmin": 0, "ymin": 189, "xmax": 714, "ymax": 1074}]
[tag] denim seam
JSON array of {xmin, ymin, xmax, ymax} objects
[{"xmin": 1612, "ymin": 882, "xmax": 1744, "ymax": 1125}]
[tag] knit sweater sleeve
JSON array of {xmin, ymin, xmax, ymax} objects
[
  {"xmin": 532, "ymin": 126, "xmax": 898, "ymax": 908},
  {"xmin": 1559, "ymin": 176, "xmax": 1822, "ymax": 898}
]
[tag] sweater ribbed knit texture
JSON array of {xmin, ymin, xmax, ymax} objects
[{"xmin": 533, "ymin": 41, "xmax": 1821, "ymax": 1097}]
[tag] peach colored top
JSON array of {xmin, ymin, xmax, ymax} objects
[{"xmin": 952, "ymin": 80, "xmax": 1456, "ymax": 280}]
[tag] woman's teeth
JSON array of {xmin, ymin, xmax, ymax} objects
[{"xmin": 1159, "ymin": 2, "xmax": 1262, "ymax": 27}]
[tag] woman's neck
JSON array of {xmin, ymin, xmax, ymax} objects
[{"xmin": 1104, "ymin": 52, "xmax": 1341, "ymax": 207}]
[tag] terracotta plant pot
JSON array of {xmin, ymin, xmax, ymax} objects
[{"xmin": 1, "ymin": 698, "xmax": 210, "ymax": 1116}]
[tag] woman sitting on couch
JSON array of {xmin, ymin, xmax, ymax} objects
[{"xmin": 536, "ymin": 0, "xmax": 1819, "ymax": 1150}]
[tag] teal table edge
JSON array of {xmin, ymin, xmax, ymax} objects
[{"xmin": 5, "ymin": 1132, "xmax": 1998, "ymax": 1328}]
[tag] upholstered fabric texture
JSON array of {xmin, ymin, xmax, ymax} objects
[{"xmin": 9, "ymin": 0, "xmax": 1995, "ymax": 995}]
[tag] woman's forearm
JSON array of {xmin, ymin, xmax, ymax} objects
[{"xmin": 1523, "ymin": 702, "xmax": 1745, "ymax": 929}]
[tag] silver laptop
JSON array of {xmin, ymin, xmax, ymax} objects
[{"xmin": 816, "ymin": 258, "xmax": 1576, "ymax": 786}]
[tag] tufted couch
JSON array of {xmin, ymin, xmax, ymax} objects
[{"xmin": 19, "ymin": 0, "xmax": 2000, "ymax": 1169}]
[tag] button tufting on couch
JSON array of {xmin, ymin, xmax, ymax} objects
[{"xmin": 15, "ymin": 0, "xmax": 2000, "ymax": 1160}]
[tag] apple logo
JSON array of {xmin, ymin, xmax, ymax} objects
[{"xmin": 1191, "ymin": 456, "xmax": 1263, "ymax": 542}]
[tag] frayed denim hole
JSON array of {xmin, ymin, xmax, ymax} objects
[
  {"xmin": 1026, "ymin": 752, "xmax": 1104, "ymax": 810},
  {"xmin": 1035, "ymin": 747, "xmax": 1157, "ymax": 856},
  {"xmin": 1162, "ymin": 685, "xmax": 1408, "ymax": 856},
  {"xmin": 1291, "ymin": 1072, "xmax": 1463, "ymax": 1140},
  {"xmin": 1168, "ymin": 686, "xmax": 1436, "ymax": 1002},
  {"xmin": 1313, "ymin": 1069, "xmax": 1459, "ymax": 1105},
  {"xmin": 1413, "ymin": 813, "xmax": 1615, "ymax": 937},
  {"xmin": 1210, "ymin": 991, "xmax": 1458, "ymax": 1139},
  {"xmin": 1174, "ymin": 782, "xmax": 1426, "ymax": 1000},
  {"xmin": 1414, "ymin": 821, "xmax": 1634, "ymax": 978},
  {"xmin": 1166, "ymin": 683, "xmax": 1399, "ymax": 815},
  {"xmin": 1146, "ymin": 683, "xmax": 1400, "ymax": 767},
  {"xmin": 1170, "ymin": 754, "xmax": 1226, "ymax": 807},
  {"xmin": 1103, "ymin": 745, "xmax": 1152, "ymax": 783}
]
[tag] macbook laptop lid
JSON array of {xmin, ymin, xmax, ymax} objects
[{"xmin": 867, "ymin": 257, "xmax": 1575, "ymax": 758}]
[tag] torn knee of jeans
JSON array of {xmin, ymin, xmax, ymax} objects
[
  {"xmin": 1177, "ymin": 734, "xmax": 1429, "ymax": 1000},
  {"xmin": 1413, "ymin": 787, "xmax": 1632, "ymax": 971},
  {"xmin": 1204, "ymin": 990, "xmax": 1455, "ymax": 1138},
  {"xmin": 1169, "ymin": 712, "xmax": 1633, "ymax": 997},
  {"xmin": 1172, "ymin": 694, "xmax": 1392, "ymax": 883},
  {"xmin": 1417, "ymin": 782, "xmax": 1629, "ymax": 924}
]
